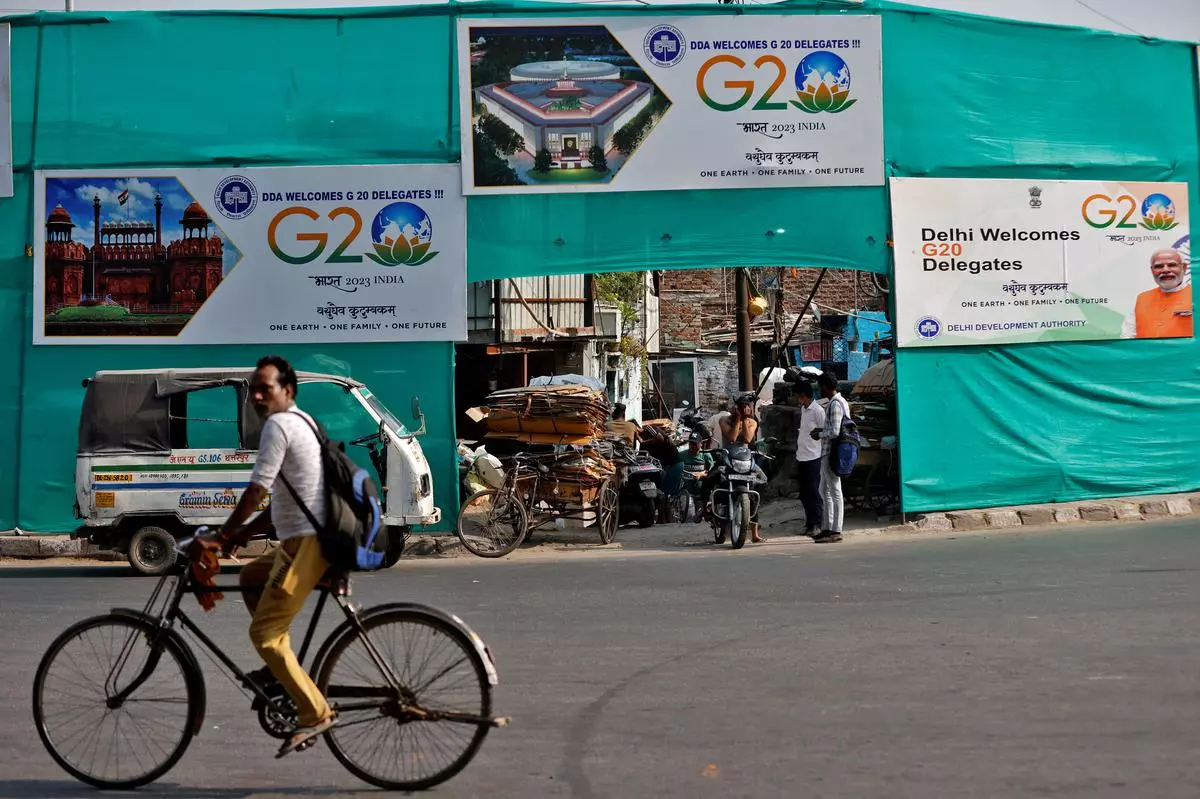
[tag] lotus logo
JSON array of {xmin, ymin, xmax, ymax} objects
[
  {"xmin": 367, "ymin": 201, "xmax": 439, "ymax": 267},
  {"xmin": 794, "ymin": 51, "xmax": 857, "ymax": 114},
  {"xmin": 1140, "ymin": 193, "xmax": 1179, "ymax": 232}
]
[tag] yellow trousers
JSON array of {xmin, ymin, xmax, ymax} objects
[{"xmin": 240, "ymin": 535, "xmax": 332, "ymax": 727}]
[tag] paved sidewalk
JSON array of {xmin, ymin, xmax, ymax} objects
[{"xmin": 4, "ymin": 489, "xmax": 1199, "ymax": 564}]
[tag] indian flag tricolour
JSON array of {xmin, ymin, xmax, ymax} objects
[{"xmin": 117, "ymin": 189, "xmax": 129, "ymax": 206}]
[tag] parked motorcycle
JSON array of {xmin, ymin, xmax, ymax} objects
[
  {"xmin": 674, "ymin": 401, "xmax": 712, "ymax": 445},
  {"xmin": 705, "ymin": 442, "xmax": 771, "ymax": 549},
  {"xmin": 612, "ymin": 441, "xmax": 663, "ymax": 528}
]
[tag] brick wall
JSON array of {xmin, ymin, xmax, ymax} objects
[
  {"xmin": 658, "ymin": 267, "xmax": 887, "ymax": 347},
  {"xmin": 697, "ymin": 355, "xmax": 738, "ymax": 413}
]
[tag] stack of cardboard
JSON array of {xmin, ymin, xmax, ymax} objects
[
  {"xmin": 478, "ymin": 385, "xmax": 612, "ymax": 445},
  {"xmin": 640, "ymin": 418, "xmax": 676, "ymax": 439},
  {"xmin": 535, "ymin": 449, "xmax": 617, "ymax": 504}
]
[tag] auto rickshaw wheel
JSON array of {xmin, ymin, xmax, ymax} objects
[
  {"xmin": 382, "ymin": 526, "xmax": 407, "ymax": 568},
  {"xmin": 128, "ymin": 526, "xmax": 176, "ymax": 576}
]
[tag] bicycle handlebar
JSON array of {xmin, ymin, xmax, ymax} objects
[{"xmin": 173, "ymin": 526, "xmax": 220, "ymax": 559}]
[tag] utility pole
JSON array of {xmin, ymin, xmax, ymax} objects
[
  {"xmin": 772, "ymin": 266, "xmax": 785, "ymax": 352},
  {"xmin": 735, "ymin": 267, "xmax": 753, "ymax": 391}
]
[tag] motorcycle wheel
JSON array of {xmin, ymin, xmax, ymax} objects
[
  {"xmin": 637, "ymin": 501, "xmax": 656, "ymax": 528},
  {"xmin": 730, "ymin": 494, "xmax": 750, "ymax": 550}
]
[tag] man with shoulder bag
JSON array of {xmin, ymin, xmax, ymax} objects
[{"xmin": 202, "ymin": 355, "xmax": 339, "ymax": 758}]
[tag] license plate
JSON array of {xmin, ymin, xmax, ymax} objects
[{"xmin": 640, "ymin": 481, "xmax": 655, "ymax": 491}]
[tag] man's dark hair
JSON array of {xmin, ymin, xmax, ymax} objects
[
  {"xmin": 612, "ymin": 402, "xmax": 626, "ymax": 420},
  {"xmin": 794, "ymin": 380, "xmax": 814, "ymax": 399},
  {"xmin": 256, "ymin": 354, "xmax": 299, "ymax": 396},
  {"xmin": 817, "ymin": 372, "xmax": 837, "ymax": 391}
]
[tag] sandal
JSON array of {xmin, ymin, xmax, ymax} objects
[{"xmin": 275, "ymin": 713, "xmax": 338, "ymax": 758}]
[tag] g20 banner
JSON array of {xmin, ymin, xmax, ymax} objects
[
  {"xmin": 33, "ymin": 164, "xmax": 466, "ymax": 345},
  {"xmin": 891, "ymin": 177, "xmax": 1192, "ymax": 348},
  {"xmin": 456, "ymin": 15, "xmax": 883, "ymax": 195}
]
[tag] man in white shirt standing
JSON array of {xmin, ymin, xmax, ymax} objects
[
  {"xmin": 212, "ymin": 355, "xmax": 338, "ymax": 757},
  {"xmin": 792, "ymin": 381, "xmax": 825, "ymax": 537},
  {"xmin": 809, "ymin": 372, "xmax": 849, "ymax": 543}
]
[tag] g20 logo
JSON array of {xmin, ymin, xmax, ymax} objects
[
  {"xmin": 1082, "ymin": 192, "xmax": 1180, "ymax": 232},
  {"xmin": 696, "ymin": 49, "xmax": 856, "ymax": 114},
  {"xmin": 267, "ymin": 201, "xmax": 438, "ymax": 267},
  {"xmin": 269, "ymin": 207, "xmax": 363, "ymax": 264}
]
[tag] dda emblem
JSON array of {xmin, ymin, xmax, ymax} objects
[
  {"xmin": 644, "ymin": 25, "xmax": 686, "ymax": 68},
  {"xmin": 215, "ymin": 175, "xmax": 258, "ymax": 220}
]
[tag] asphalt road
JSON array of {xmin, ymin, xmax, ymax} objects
[{"xmin": 3, "ymin": 519, "xmax": 1200, "ymax": 798}]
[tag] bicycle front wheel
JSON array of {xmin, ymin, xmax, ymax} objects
[
  {"xmin": 32, "ymin": 614, "xmax": 199, "ymax": 790},
  {"xmin": 317, "ymin": 608, "xmax": 494, "ymax": 791}
]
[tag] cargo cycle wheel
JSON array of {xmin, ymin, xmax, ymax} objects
[
  {"xmin": 596, "ymin": 478, "xmax": 619, "ymax": 544},
  {"xmin": 455, "ymin": 489, "xmax": 529, "ymax": 557}
]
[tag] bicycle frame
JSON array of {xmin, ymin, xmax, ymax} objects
[{"xmin": 106, "ymin": 554, "xmax": 408, "ymax": 720}]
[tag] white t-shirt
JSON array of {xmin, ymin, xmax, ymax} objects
[
  {"xmin": 795, "ymin": 401, "xmax": 826, "ymax": 462},
  {"xmin": 249, "ymin": 406, "xmax": 326, "ymax": 541}
]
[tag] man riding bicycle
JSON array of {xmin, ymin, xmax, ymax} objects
[{"xmin": 198, "ymin": 354, "xmax": 339, "ymax": 758}]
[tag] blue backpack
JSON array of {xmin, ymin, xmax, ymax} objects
[
  {"xmin": 279, "ymin": 411, "xmax": 387, "ymax": 571},
  {"xmin": 828, "ymin": 398, "xmax": 861, "ymax": 478}
]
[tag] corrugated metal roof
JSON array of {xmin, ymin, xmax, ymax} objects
[{"xmin": 499, "ymin": 274, "xmax": 592, "ymax": 341}]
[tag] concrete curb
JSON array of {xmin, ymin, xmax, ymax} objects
[
  {"xmin": 3, "ymin": 489, "xmax": 1199, "ymax": 562},
  {"xmin": 908, "ymin": 491, "xmax": 1200, "ymax": 535}
]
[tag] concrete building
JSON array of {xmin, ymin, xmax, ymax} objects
[
  {"xmin": 456, "ymin": 272, "xmax": 659, "ymax": 440},
  {"xmin": 649, "ymin": 267, "xmax": 891, "ymax": 416}
]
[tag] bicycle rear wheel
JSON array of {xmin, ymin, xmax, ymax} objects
[
  {"xmin": 32, "ymin": 614, "xmax": 199, "ymax": 790},
  {"xmin": 316, "ymin": 607, "xmax": 494, "ymax": 791}
]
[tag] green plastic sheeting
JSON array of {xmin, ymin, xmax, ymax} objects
[
  {"xmin": 882, "ymin": 7, "xmax": 1200, "ymax": 512},
  {"xmin": 466, "ymin": 188, "xmax": 888, "ymax": 281},
  {"xmin": 2, "ymin": 0, "xmax": 1199, "ymax": 532},
  {"xmin": 0, "ymin": 8, "xmax": 464, "ymax": 532}
]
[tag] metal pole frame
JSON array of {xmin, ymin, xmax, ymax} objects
[{"xmin": 752, "ymin": 266, "xmax": 828, "ymax": 400}]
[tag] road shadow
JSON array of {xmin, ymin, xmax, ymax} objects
[
  {"xmin": 0, "ymin": 562, "xmax": 255, "ymax": 580},
  {"xmin": 0, "ymin": 564, "xmax": 136, "ymax": 579},
  {"xmin": 0, "ymin": 780, "xmax": 386, "ymax": 798}
]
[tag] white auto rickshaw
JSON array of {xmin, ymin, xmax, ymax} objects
[{"xmin": 72, "ymin": 368, "xmax": 442, "ymax": 575}]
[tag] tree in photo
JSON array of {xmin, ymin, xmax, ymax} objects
[
  {"xmin": 613, "ymin": 112, "xmax": 648, "ymax": 156},
  {"xmin": 550, "ymin": 96, "xmax": 583, "ymax": 112},
  {"xmin": 589, "ymin": 145, "xmax": 608, "ymax": 173},
  {"xmin": 533, "ymin": 148, "xmax": 553, "ymax": 174},
  {"xmin": 473, "ymin": 127, "xmax": 523, "ymax": 187},
  {"xmin": 478, "ymin": 114, "xmax": 525, "ymax": 156}
]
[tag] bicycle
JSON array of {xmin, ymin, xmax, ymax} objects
[{"xmin": 31, "ymin": 529, "xmax": 509, "ymax": 791}]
